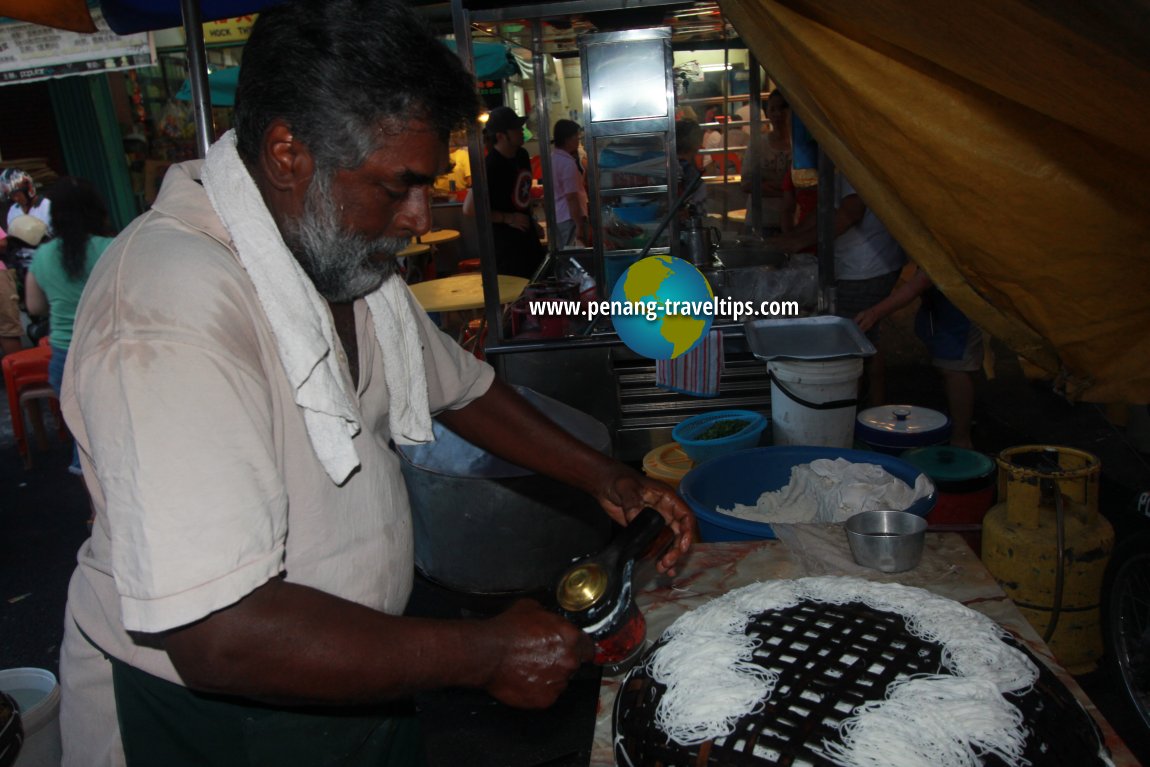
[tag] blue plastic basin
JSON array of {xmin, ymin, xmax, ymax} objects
[
  {"xmin": 679, "ymin": 446, "xmax": 937, "ymax": 541},
  {"xmin": 610, "ymin": 203, "xmax": 660, "ymax": 224},
  {"xmin": 672, "ymin": 410, "xmax": 768, "ymax": 465}
]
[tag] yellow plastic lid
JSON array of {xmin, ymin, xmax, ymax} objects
[{"xmin": 643, "ymin": 442, "xmax": 694, "ymax": 487}]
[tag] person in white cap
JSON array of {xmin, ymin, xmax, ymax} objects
[{"xmin": 1, "ymin": 169, "xmax": 51, "ymax": 233}]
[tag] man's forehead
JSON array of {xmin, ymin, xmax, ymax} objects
[{"xmin": 365, "ymin": 119, "xmax": 451, "ymax": 177}]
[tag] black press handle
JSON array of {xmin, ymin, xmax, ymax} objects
[{"xmin": 613, "ymin": 507, "xmax": 667, "ymax": 566}]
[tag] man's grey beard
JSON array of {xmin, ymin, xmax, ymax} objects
[{"xmin": 286, "ymin": 173, "xmax": 410, "ymax": 302}]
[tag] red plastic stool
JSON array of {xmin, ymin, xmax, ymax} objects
[
  {"xmin": 2, "ymin": 345, "xmax": 67, "ymax": 468},
  {"xmin": 457, "ymin": 258, "xmax": 481, "ymax": 274},
  {"xmin": 459, "ymin": 318, "xmax": 487, "ymax": 360}
]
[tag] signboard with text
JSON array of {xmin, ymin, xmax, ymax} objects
[
  {"xmin": 0, "ymin": 9, "xmax": 153, "ymax": 85},
  {"xmin": 202, "ymin": 15, "xmax": 256, "ymax": 46},
  {"xmin": 152, "ymin": 15, "xmax": 258, "ymax": 51}
]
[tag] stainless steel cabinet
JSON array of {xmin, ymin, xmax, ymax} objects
[{"xmin": 580, "ymin": 28, "xmax": 678, "ymax": 300}]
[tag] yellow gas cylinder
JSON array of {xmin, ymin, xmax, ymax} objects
[{"xmin": 981, "ymin": 445, "xmax": 1113, "ymax": 674}]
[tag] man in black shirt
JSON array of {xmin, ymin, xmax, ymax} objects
[{"xmin": 482, "ymin": 106, "xmax": 545, "ymax": 278}]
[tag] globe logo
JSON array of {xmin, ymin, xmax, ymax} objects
[{"xmin": 610, "ymin": 256, "xmax": 714, "ymax": 360}]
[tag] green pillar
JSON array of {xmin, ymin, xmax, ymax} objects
[{"xmin": 48, "ymin": 75, "xmax": 139, "ymax": 231}]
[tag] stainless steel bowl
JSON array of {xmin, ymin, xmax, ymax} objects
[{"xmin": 844, "ymin": 510, "xmax": 927, "ymax": 573}]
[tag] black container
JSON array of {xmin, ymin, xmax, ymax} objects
[{"xmin": 397, "ymin": 388, "xmax": 613, "ymax": 595}]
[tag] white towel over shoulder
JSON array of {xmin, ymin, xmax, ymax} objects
[{"xmin": 201, "ymin": 130, "xmax": 433, "ymax": 484}]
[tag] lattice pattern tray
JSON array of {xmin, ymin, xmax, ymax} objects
[{"xmin": 613, "ymin": 600, "xmax": 1109, "ymax": 766}]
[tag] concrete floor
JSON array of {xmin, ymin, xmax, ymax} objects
[{"xmin": 2, "ymin": 322, "xmax": 1149, "ymax": 762}]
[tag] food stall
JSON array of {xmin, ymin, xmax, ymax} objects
[
  {"xmin": 425, "ymin": 2, "xmax": 1147, "ymax": 764},
  {"xmin": 4, "ymin": 1, "xmax": 1144, "ymax": 763},
  {"xmin": 454, "ymin": 0, "xmax": 818, "ymax": 461}
]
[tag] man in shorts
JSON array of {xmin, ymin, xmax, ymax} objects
[
  {"xmin": 854, "ymin": 266, "xmax": 983, "ymax": 448},
  {"xmin": 767, "ymin": 172, "xmax": 905, "ymax": 405}
]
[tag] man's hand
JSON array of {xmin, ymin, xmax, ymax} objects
[
  {"xmin": 589, "ymin": 465, "xmax": 696, "ymax": 575},
  {"xmin": 854, "ymin": 306, "xmax": 881, "ymax": 333},
  {"xmin": 503, "ymin": 211, "xmax": 532, "ymax": 231},
  {"xmin": 478, "ymin": 599, "xmax": 593, "ymax": 708}
]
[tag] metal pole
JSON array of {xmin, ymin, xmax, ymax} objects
[
  {"xmin": 179, "ymin": 0, "xmax": 213, "ymax": 158},
  {"xmin": 452, "ymin": 0, "xmax": 502, "ymax": 352},
  {"xmin": 816, "ymin": 146, "xmax": 836, "ymax": 314},
  {"xmin": 532, "ymin": 18, "xmax": 556, "ymax": 286},
  {"xmin": 746, "ymin": 57, "xmax": 762, "ymax": 236}
]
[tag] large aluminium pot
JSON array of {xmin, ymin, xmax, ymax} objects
[{"xmin": 396, "ymin": 387, "xmax": 613, "ymax": 595}]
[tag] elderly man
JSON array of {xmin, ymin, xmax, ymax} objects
[{"xmin": 57, "ymin": 2, "xmax": 695, "ymax": 765}]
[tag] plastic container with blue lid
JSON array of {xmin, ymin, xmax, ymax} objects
[{"xmin": 855, "ymin": 404, "xmax": 951, "ymax": 454}]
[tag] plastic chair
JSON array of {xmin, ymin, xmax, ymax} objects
[{"xmin": 2, "ymin": 345, "xmax": 66, "ymax": 468}]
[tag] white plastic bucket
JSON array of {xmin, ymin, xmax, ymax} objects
[
  {"xmin": 768, "ymin": 358, "xmax": 863, "ymax": 447},
  {"xmin": 0, "ymin": 668, "xmax": 61, "ymax": 767}
]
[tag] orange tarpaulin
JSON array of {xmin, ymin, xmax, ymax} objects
[
  {"xmin": 0, "ymin": 0, "xmax": 97, "ymax": 32},
  {"xmin": 723, "ymin": 0, "xmax": 1150, "ymax": 402}
]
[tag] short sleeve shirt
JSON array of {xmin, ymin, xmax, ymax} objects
[
  {"xmin": 833, "ymin": 175, "xmax": 904, "ymax": 280},
  {"xmin": 28, "ymin": 235, "xmax": 113, "ymax": 349},
  {"xmin": 62, "ymin": 161, "xmax": 494, "ymax": 684},
  {"xmin": 6, "ymin": 196, "xmax": 51, "ymax": 231},
  {"xmin": 550, "ymin": 148, "xmax": 582, "ymax": 224},
  {"xmin": 485, "ymin": 147, "xmax": 533, "ymax": 215}
]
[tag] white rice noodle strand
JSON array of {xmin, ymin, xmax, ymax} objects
[
  {"xmin": 818, "ymin": 676, "xmax": 1030, "ymax": 767},
  {"xmin": 646, "ymin": 576, "xmax": 1039, "ymax": 754}
]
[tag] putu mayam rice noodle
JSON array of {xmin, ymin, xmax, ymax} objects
[
  {"xmin": 818, "ymin": 676, "xmax": 1028, "ymax": 767},
  {"xmin": 647, "ymin": 576, "xmax": 1039, "ymax": 762}
]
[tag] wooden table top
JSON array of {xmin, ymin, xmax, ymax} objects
[
  {"xmin": 416, "ymin": 228, "xmax": 462, "ymax": 246},
  {"xmin": 396, "ymin": 242, "xmax": 432, "ymax": 258},
  {"xmin": 409, "ymin": 273, "xmax": 528, "ymax": 313},
  {"xmin": 708, "ymin": 207, "xmax": 747, "ymax": 223}
]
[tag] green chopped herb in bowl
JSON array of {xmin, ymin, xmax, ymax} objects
[{"xmin": 696, "ymin": 419, "xmax": 750, "ymax": 440}]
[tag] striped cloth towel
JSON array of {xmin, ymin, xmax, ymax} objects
[{"xmin": 656, "ymin": 329, "xmax": 723, "ymax": 397}]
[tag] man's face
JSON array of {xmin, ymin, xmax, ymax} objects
[
  {"xmin": 9, "ymin": 188, "xmax": 28, "ymax": 210},
  {"xmin": 284, "ymin": 119, "xmax": 449, "ymax": 303},
  {"xmin": 501, "ymin": 126, "xmax": 524, "ymax": 150},
  {"xmin": 766, "ymin": 98, "xmax": 789, "ymax": 133}
]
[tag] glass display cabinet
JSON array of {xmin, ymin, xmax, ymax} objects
[
  {"xmin": 580, "ymin": 28, "xmax": 678, "ymax": 299},
  {"xmin": 448, "ymin": 1, "xmax": 809, "ymax": 460}
]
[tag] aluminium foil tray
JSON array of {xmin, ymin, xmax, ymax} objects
[{"xmin": 744, "ymin": 315, "xmax": 876, "ymax": 361}]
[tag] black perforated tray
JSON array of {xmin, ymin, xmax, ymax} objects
[{"xmin": 613, "ymin": 600, "xmax": 1109, "ymax": 766}]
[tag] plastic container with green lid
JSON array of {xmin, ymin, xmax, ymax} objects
[
  {"xmin": 901, "ymin": 446, "xmax": 996, "ymax": 493},
  {"xmin": 901, "ymin": 445, "xmax": 997, "ymax": 553}
]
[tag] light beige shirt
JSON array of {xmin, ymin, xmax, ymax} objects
[{"xmin": 61, "ymin": 161, "xmax": 494, "ymax": 684}]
